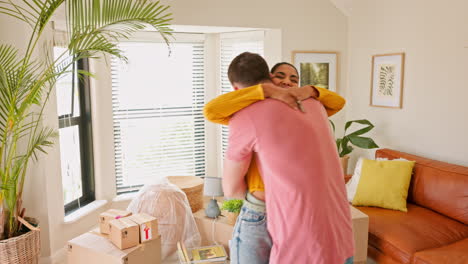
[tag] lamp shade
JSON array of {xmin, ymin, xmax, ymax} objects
[{"xmin": 203, "ymin": 177, "xmax": 224, "ymax": 197}]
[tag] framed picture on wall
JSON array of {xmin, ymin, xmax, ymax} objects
[
  {"xmin": 292, "ymin": 51, "xmax": 338, "ymax": 92},
  {"xmin": 370, "ymin": 53, "xmax": 405, "ymax": 108}
]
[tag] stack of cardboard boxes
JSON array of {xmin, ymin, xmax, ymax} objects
[{"xmin": 68, "ymin": 209, "xmax": 161, "ymax": 264}]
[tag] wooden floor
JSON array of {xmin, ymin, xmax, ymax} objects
[
  {"xmin": 160, "ymin": 256, "xmax": 378, "ymax": 264},
  {"xmin": 61, "ymin": 254, "xmax": 378, "ymax": 264}
]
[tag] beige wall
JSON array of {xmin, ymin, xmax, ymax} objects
[
  {"xmin": 346, "ymin": 0, "xmax": 468, "ymax": 168},
  {"xmin": 0, "ymin": 0, "xmax": 348, "ymax": 262}
]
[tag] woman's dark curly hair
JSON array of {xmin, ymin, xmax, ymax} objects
[{"xmin": 270, "ymin": 62, "xmax": 298, "ymax": 75}]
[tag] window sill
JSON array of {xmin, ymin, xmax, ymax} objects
[
  {"xmin": 112, "ymin": 192, "xmax": 138, "ymax": 203},
  {"xmin": 64, "ymin": 200, "xmax": 108, "ymax": 224}
]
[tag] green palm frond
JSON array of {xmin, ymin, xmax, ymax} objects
[
  {"xmin": 0, "ymin": 44, "xmax": 44, "ymax": 107},
  {"xmin": 27, "ymin": 126, "xmax": 57, "ymax": 161},
  {"xmin": 0, "ymin": 44, "xmax": 19, "ymax": 147},
  {"xmin": 35, "ymin": 0, "xmax": 66, "ymax": 35},
  {"xmin": 0, "ymin": 44, "xmax": 20, "ymax": 71},
  {"xmin": 1, "ymin": 0, "xmax": 173, "ymax": 239},
  {"xmin": 13, "ymin": 62, "xmax": 44, "ymax": 105},
  {"xmin": 66, "ymin": 0, "xmax": 173, "ymax": 60},
  {"xmin": 68, "ymin": 29, "xmax": 126, "ymax": 60},
  {"xmin": 14, "ymin": 113, "xmax": 40, "ymax": 140},
  {"xmin": 0, "ymin": 177, "xmax": 16, "ymax": 191}
]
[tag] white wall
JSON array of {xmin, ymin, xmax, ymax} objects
[
  {"xmin": 346, "ymin": 0, "xmax": 468, "ymax": 168},
  {"xmin": 165, "ymin": 0, "xmax": 349, "ymax": 96},
  {"xmin": 0, "ymin": 11, "xmax": 55, "ymax": 259},
  {"xmin": 0, "ymin": 0, "xmax": 348, "ymax": 262}
]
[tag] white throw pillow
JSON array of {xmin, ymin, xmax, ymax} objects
[
  {"xmin": 346, "ymin": 157, "xmax": 408, "ymax": 202},
  {"xmin": 346, "ymin": 158, "xmax": 366, "ymax": 202}
]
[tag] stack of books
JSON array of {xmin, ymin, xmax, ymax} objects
[{"xmin": 177, "ymin": 242, "xmax": 228, "ymax": 264}]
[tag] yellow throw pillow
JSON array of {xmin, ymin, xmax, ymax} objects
[{"xmin": 352, "ymin": 159, "xmax": 415, "ymax": 212}]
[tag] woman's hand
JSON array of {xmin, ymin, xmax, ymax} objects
[
  {"xmin": 262, "ymin": 83, "xmax": 300, "ymax": 110},
  {"xmin": 289, "ymin": 85, "xmax": 319, "ymax": 101},
  {"xmin": 262, "ymin": 83, "xmax": 319, "ymax": 111}
]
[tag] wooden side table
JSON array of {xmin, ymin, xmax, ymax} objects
[
  {"xmin": 193, "ymin": 208, "xmax": 233, "ymax": 254},
  {"xmin": 350, "ymin": 206, "xmax": 369, "ymax": 264}
]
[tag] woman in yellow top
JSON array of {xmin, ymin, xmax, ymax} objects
[{"xmin": 204, "ymin": 62, "xmax": 345, "ymax": 201}]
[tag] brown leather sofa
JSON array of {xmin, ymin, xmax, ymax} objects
[{"xmin": 356, "ymin": 149, "xmax": 468, "ymax": 264}]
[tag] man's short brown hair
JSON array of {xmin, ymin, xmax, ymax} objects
[{"xmin": 227, "ymin": 52, "xmax": 270, "ymax": 87}]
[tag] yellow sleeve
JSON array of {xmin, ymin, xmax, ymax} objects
[
  {"xmin": 315, "ymin": 87, "xmax": 346, "ymax": 117},
  {"xmin": 203, "ymin": 84, "xmax": 264, "ymax": 125}
]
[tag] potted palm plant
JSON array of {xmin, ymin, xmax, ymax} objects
[
  {"xmin": 0, "ymin": 0, "xmax": 172, "ymax": 262},
  {"xmin": 221, "ymin": 199, "xmax": 243, "ymax": 225},
  {"xmin": 330, "ymin": 119, "xmax": 379, "ymax": 174}
]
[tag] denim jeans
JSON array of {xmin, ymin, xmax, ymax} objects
[
  {"xmin": 229, "ymin": 200, "xmax": 272, "ymax": 264},
  {"xmin": 229, "ymin": 196, "xmax": 353, "ymax": 264}
]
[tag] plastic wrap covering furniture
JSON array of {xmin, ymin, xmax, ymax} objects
[{"xmin": 127, "ymin": 178, "xmax": 201, "ymax": 260}]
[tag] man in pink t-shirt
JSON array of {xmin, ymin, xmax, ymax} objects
[{"xmin": 223, "ymin": 53, "xmax": 354, "ymax": 264}]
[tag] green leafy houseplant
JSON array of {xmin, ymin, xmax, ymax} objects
[
  {"xmin": 221, "ymin": 199, "xmax": 243, "ymax": 225},
  {"xmin": 330, "ymin": 119, "xmax": 379, "ymax": 157},
  {"xmin": 221, "ymin": 199, "xmax": 243, "ymax": 213},
  {"xmin": 0, "ymin": 0, "xmax": 172, "ymax": 241}
]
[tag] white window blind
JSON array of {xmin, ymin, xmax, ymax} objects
[
  {"xmin": 111, "ymin": 34, "xmax": 206, "ymax": 193},
  {"xmin": 219, "ymin": 31, "xmax": 264, "ymax": 156}
]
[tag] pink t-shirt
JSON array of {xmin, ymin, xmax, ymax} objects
[{"xmin": 226, "ymin": 98, "xmax": 354, "ymax": 264}]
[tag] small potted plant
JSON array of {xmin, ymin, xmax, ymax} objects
[
  {"xmin": 330, "ymin": 119, "xmax": 379, "ymax": 174},
  {"xmin": 221, "ymin": 199, "xmax": 243, "ymax": 225}
]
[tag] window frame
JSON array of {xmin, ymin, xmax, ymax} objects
[{"xmin": 59, "ymin": 58, "xmax": 96, "ymax": 214}]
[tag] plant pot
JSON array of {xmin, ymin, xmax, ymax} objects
[
  {"xmin": 340, "ymin": 155, "xmax": 350, "ymax": 175},
  {"xmin": 226, "ymin": 212, "xmax": 239, "ymax": 226},
  {"xmin": 0, "ymin": 217, "xmax": 40, "ymax": 264}
]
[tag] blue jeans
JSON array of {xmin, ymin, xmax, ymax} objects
[
  {"xmin": 345, "ymin": 256, "xmax": 354, "ymax": 264},
  {"xmin": 229, "ymin": 200, "xmax": 272, "ymax": 264}
]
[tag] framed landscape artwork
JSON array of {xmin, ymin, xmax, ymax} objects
[
  {"xmin": 370, "ymin": 53, "xmax": 405, "ymax": 108},
  {"xmin": 292, "ymin": 51, "xmax": 338, "ymax": 92}
]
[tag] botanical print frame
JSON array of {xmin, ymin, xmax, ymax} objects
[
  {"xmin": 292, "ymin": 51, "xmax": 338, "ymax": 92},
  {"xmin": 370, "ymin": 53, "xmax": 405, "ymax": 108}
]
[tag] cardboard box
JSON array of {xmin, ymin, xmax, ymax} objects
[
  {"xmin": 100, "ymin": 209, "xmax": 132, "ymax": 234},
  {"xmin": 110, "ymin": 217, "xmax": 140, "ymax": 250},
  {"xmin": 67, "ymin": 231, "xmax": 161, "ymax": 264},
  {"xmin": 127, "ymin": 213, "xmax": 158, "ymax": 243}
]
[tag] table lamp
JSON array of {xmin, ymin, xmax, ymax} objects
[{"xmin": 203, "ymin": 177, "xmax": 224, "ymax": 218}]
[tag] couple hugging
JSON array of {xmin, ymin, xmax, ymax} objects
[{"xmin": 204, "ymin": 52, "xmax": 354, "ymax": 264}]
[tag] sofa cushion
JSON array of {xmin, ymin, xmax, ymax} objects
[
  {"xmin": 376, "ymin": 149, "xmax": 468, "ymax": 224},
  {"xmin": 358, "ymin": 204, "xmax": 468, "ymax": 264},
  {"xmin": 368, "ymin": 244, "xmax": 404, "ymax": 264},
  {"xmin": 352, "ymin": 159, "xmax": 415, "ymax": 212},
  {"xmin": 412, "ymin": 238, "xmax": 468, "ymax": 264}
]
